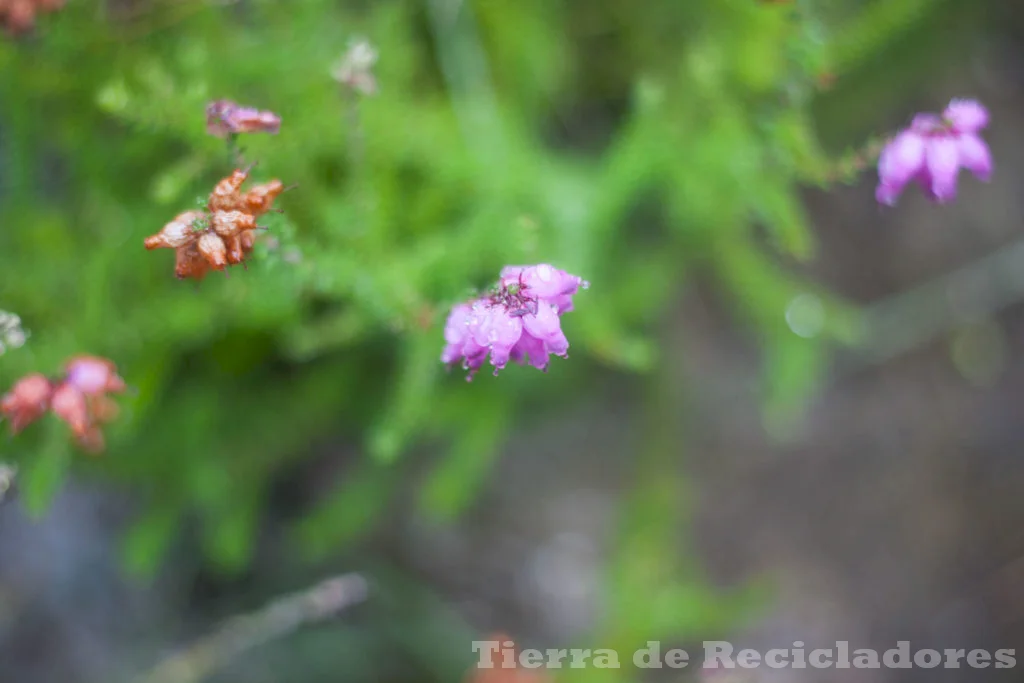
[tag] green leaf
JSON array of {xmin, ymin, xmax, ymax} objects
[
  {"xmin": 754, "ymin": 181, "xmax": 816, "ymax": 261},
  {"xmin": 418, "ymin": 399, "xmax": 507, "ymax": 520},
  {"xmin": 203, "ymin": 494, "xmax": 260, "ymax": 574},
  {"xmin": 368, "ymin": 330, "xmax": 440, "ymax": 463},
  {"xmin": 294, "ymin": 460, "xmax": 398, "ymax": 560},
  {"xmin": 121, "ymin": 502, "xmax": 181, "ymax": 578}
]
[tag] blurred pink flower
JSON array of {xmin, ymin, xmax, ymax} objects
[
  {"xmin": 205, "ymin": 99, "xmax": 281, "ymax": 138},
  {"xmin": 64, "ymin": 355, "xmax": 127, "ymax": 395},
  {"xmin": 876, "ymin": 98, "xmax": 992, "ymax": 206},
  {"xmin": 442, "ymin": 264, "xmax": 588, "ymax": 380},
  {"xmin": 0, "ymin": 355, "xmax": 126, "ymax": 453}
]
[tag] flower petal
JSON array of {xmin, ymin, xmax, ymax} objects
[
  {"xmin": 878, "ymin": 131, "xmax": 926, "ymax": 189},
  {"xmin": 511, "ymin": 333, "xmax": 550, "ymax": 370},
  {"xmin": 957, "ymin": 133, "xmax": 993, "ymax": 181},
  {"xmin": 910, "ymin": 114, "xmax": 942, "ymax": 134},
  {"xmin": 924, "ymin": 136, "xmax": 961, "ymax": 203},
  {"xmin": 944, "ymin": 99, "xmax": 989, "ymax": 133},
  {"xmin": 875, "ymin": 183, "xmax": 903, "ymax": 207}
]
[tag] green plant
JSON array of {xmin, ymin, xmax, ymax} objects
[{"xmin": 0, "ymin": 0, "xmax": 971, "ymax": 677}]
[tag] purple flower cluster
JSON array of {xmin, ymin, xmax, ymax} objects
[
  {"xmin": 876, "ymin": 98, "xmax": 993, "ymax": 206},
  {"xmin": 442, "ymin": 264, "xmax": 588, "ymax": 379}
]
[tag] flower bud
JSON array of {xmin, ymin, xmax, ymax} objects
[
  {"xmin": 197, "ymin": 233, "xmax": 228, "ymax": 269},
  {"xmin": 64, "ymin": 355, "xmax": 126, "ymax": 395},
  {"xmin": 144, "ymin": 211, "xmax": 206, "ymax": 250},
  {"xmin": 212, "ymin": 210, "xmax": 256, "ymax": 238}
]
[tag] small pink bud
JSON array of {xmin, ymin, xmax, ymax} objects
[{"xmin": 205, "ymin": 99, "xmax": 281, "ymax": 138}]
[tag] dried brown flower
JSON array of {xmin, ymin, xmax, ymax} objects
[{"xmin": 145, "ymin": 167, "xmax": 290, "ymax": 280}]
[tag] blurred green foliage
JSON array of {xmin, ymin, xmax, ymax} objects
[{"xmin": 0, "ymin": 0, "xmax": 959, "ymax": 677}]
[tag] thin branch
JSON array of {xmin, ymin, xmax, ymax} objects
[
  {"xmin": 840, "ymin": 235, "xmax": 1024, "ymax": 373},
  {"xmin": 137, "ymin": 572, "xmax": 369, "ymax": 683}
]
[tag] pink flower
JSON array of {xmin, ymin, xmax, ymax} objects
[
  {"xmin": 64, "ymin": 355, "xmax": 126, "ymax": 395},
  {"xmin": 205, "ymin": 99, "xmax": 281, "ymax": 138},
  {"xmin": 441, "ymin": 264, "xmax": 588, "ymax": 380},
  {"xmin": 499, "ymin": 263, "xmax": 588, "ymax": 313},
  {"xmin": 876, "ymin": 98, "xmax": 993, "ymax": 206}
]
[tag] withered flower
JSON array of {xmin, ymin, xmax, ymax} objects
[
  {"xmin": 145, "ymin": 167, "xmax": 290, "ymax": 280},
  {"xmin": 208, "ymin": 166, "xmax": 253, "ymax": 211},
  {"xmin": 197, "ymin": 232, "xmax": 228, "ymax": 270},
  {"xmin": 236, "ymin": 181, "xmax": 286, "ymax": 216},
  {"xmin": 205, "ymin": 99, "xmax": 281, "ymax": 138},
  {"xmin": 211, "ymin": 210, "xmax": 256, "ymax": 236},
  {"xmin": 144, "ymin": 210, "xmax": 207, "ymax": 250},
  {"xmin": 174, "ymin": 242, "xmax": 212, "ymax": 281}
]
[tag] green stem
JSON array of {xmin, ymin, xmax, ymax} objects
[
  {"xmin": 226, "ymin": 133, "xmax": 246, "ymax": 168},
  {"xmin": 808, "ymin": 135, "xmax": 888, "ymax": 187}
]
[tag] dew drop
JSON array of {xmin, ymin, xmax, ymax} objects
[{"xmin": 785, "ymin": 293, "xmax": 825, "ymax": 339}]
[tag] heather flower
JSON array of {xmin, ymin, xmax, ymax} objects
[
  {"xmin": 499, "ymin": 264, "xmax": 588, "ymax": 313},
  {"xmin": 0, "ymin": 355, "xmax": 126, "ymax": 452},
  {"xmin": 64, "ymin": 355, "xmax": 127, "ymax": 395},
  {"xmin": 442, "ymin": 264, "xmax": 588, "ymax": 380},
  {"xmin": 876, "ymin": 98, "xmax": 993, "ymax": 206},
  {"xmin": 205, "ymin": 99, "xmax": 281, "ymax": 138},
  {"xmin": 145, "ymin": 167, "xmax": 287, "ymax": 279}
]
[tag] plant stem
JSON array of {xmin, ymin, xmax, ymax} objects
[{"xmin": 136, "ymin": 572, "xmax": 369, "ymax": 683}]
